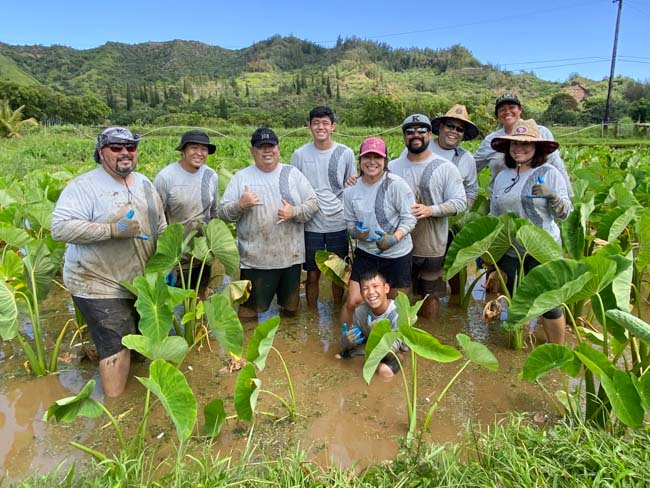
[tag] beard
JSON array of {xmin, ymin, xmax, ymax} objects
[
  {"xmin": 407, "ymin": 138, "xmax": 428, "ymax": 154},
  {"xmin": 114, "ymin": 156, "xmax": 136, "ymax": 175}
]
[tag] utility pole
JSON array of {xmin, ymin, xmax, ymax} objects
[{"xmin": 604, "ymin": 0, "xmax": 623, "ymax": 132}]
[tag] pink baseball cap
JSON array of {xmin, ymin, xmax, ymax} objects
[{"xmin": 359, "ymin": 137, "xmax": 387, "ymax": 158}]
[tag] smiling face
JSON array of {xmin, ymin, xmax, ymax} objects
[
  {"xmin": 359, "ymin": 153, "xmax": 386, "ymax": 183},
  {"xmin": 496, "ymin": 103, "xmax": 523, "ymax": 131},
  {"xmin": 179, "ymin": 143, "xmax": 209, "ymax": 173},
  {"xmin": 360, "ymin": 275, "xmax": 390, "ymax": 314},
  {"xmin": 509, "ymin": 140, "xmax": 536, "ymax": 164},
  {"xmin": 251, "ymin": 143, "xmax": 281, "ymax": 172},
  {"xmin": 437, "ymin": 118, "xmax": 466, "ymax": 149},
  {"xmin": 99, "ymin": 143, "xmax": 138, "ymax": 178},
  {"xmin": 309, "ymin": 116, "xmax": 335, "ymax": 147},
  {"xmin": 403, "ymin": 125, "xmax": 431, "ymax": 154}
]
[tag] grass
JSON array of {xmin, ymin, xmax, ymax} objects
[{"xmin": 10, "ymin": 415, "xmax": 650, "ymax": 487}]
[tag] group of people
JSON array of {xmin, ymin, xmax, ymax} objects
[{"xmin": 51, "ymin": 94, "xmax": 573, "ymax": 395}]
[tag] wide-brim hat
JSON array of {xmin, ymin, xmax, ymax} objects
[
  {"xmin": 431, "ymin": 104, "xmax": 479, "ymax": 141},
  {"xmin": 93, "ymin": 126, "xmax": 141, "ymax": 163},
  {"xmin": 175, "ymin": 130, "xmax": 216, "ymax": 154},
  {"xmin": 491, "ymin": 119, "xmax": 559, "ymax": 155}
]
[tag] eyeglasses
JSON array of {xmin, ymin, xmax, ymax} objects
[
  {"xmin": 443, "ymin": 122, "xmax": 465, "ymax": 133},
  {"xmin": 404, "ymin": 127, "xmax": 429, "ymax": 135},
  {"xmin": 106, "ymin": 144, "xmax": 137, "ymax": 153}
]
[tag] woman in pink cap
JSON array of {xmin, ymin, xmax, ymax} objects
[{"xmin": 340, "ymin": 137, "xmax": 416, "ymax": 329}]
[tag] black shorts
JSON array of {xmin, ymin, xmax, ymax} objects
[
  {"xmin": 497, "ymin": 255, "xmax": 563, "ymax": 319},
  {"xmin": 72, "ymin": 296, "xmax": 139, "ymax": 360},
  {"xmin": 350, "ymin": 249, "xmax": 412, "ymax": 289},
  {"xmin": 304, "ymin": 230, "xmax": 349, "ymax": 272},
  {"xmin": 411, "ymin": 255, "xmax": 447, "ymax": 298},
  {"xmin": 240, "ymin": 264, "xmax": 302, "ymax": 313}
]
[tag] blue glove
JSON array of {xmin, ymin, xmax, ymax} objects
[
  {"xmin": 341, "ymin": 322, "xmax": 364, "ymax": 347},
  {"xmin": 165, "ymin": 271, "xmax": 176, "ymax": 287},
  {"xmin": 529, "ymin": 175, "xmax": 556, "ymax": 200},
  {"xmin": 374, "ymin": 230, "xmax": 399, "ymax": 254},
  {"xmin": 349, "ymin": 221, "xmax": 377, "ymax": 241}
]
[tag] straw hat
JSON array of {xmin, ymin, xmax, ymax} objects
[
  {"xmin": 431, "ymin": 104, "xmax": 479, "ymax": 141},
  {"xmin": 490, "ymin": 119, "xmax": 559, "ymax": 155}
]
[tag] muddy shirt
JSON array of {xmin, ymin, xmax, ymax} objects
[
  {"xmin": 220, "ymin": 163, "xmax": 318, "ymax": 270},
  {"xmin": 343, "ymin": 173, "xmax": 416, "ymax": 259},
  {"xmin": 430, "ymin": 140, "xmax": 478, "ymax": 210},
  {"xmin": 290, "ymin": 141, "xmax": 357, "ymax": 233},
  {"xmin": 153, "ymin": 162, "xmax": 219, "ymax": 236},
  {"xmin": 388, "ymin": 154, "xmax": 466, "ymax": 258},
  {"xmin": 51, "ymin": 167, "xmax": 166, "ymax": 299},
  {"xmin": 474, "ymin": 125, "xmax": 573, "ymax": 196},
  {"xmin": 343, "ymin": 300, "xmax": 408, "ymax": 355},
  {"xmin": 490, "ymin": 164, "xmax": 572, "ymax": 255}
]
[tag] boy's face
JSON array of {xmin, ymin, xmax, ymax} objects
[{"xmin": 360, "ymin": 276, "xmax": 390, "ymax": 313}]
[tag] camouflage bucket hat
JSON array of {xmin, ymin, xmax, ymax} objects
[{"xmin": 93, "ymin": 127, "xmax": 141, "ymax": 163}]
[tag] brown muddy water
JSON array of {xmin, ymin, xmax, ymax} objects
[{"xmin": 0, "ymin": 279, "xmax": 561, "ymax": 483}]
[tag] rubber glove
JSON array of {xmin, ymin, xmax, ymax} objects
[
  {"xmin": 531, "ymin": 175, "xmax": 558, "ymax": 201},
  {"xmin": 349, "ymin": 221, "xmax": 377, "ymax": 241},
  {"xmin": 374, "ymin": 230, "xmax": 399, "ymax": 253}
]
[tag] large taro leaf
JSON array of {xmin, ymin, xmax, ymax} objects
[
  {"xmin": 487, "ymin": 214, "xmax": 530, "ymax": 264},
  {"xmin": 315, "ymin": 250, "xmax": 349, "ymax": 288},
  {"xmin": 610, "ymin": 252, "xmax": 633, "ymax": 312},
  {"xmin": 600, "ymin": 370, "xmax": 644, "ymax": 428},
  {"xmin": 132, "ymin": 274, "xmax": 174, "ymax": 343},
  {"xmin": 456, "ymin": 334, "xmax": 498, "ymax": 371},
  {"xmin": 190, "ymin": 236, "xmax": 210, "ymax": 262},
  {"xmin": 137, "ymin": 359, "xmax": 197, "ymax": 442},
  {"xmin": 444, "ymin": 215, "xmax": 503, "ymax": 279},
  {"xmin": 234, "ymin": 364, "xmax": 261, "ymax": 422},
  {"xmin": 506, "ymin": 259, "xmax": 592, "ymax": 331},
  {"xmin": 0, "ymin": 279, "xmax": 19, "ymax": 340},
  {"xmin": 605, "ymin": 182, "xmax": 639, "ymax": 208},
  {"xmin": 595, "ymin": 206, "xmax": 638, "ymax": 243},
  {"xmin": 246, "ymin": 316, "xmax": 280, "ymax": 371},
  {"xmin": 203, "ymin": 219, "xmax": 239, "ymax": 277},
  {"xmin": 516, "ymin": 225, "xmax": 563, "ymax": 264},
  {"xmin": 0, "ymin": 223, "xmax": 31, "ymax": 248},
  {"xmin": 520, "ymin": 343, "xmax": 578, "ymax": 382},
  {"xmin": 43, "ymin": 379, "xmax": 103, "ymax": 423},
  {"xmin": 635, "ymin": 212, "xmax": 650, "ymax": 274},
  {"xmin": 606, "ymin": 310, "xmax": 650, "ymax": 346},
  {"xmin": 399, "ymin": 326, "xmax": 461, "ymax": 363},
  {"xmin": 394, "ymin": 291, "xmax": 422, "ymax": 328},
  {"xmin": 122, "ymin": 335, "xmax": 188, "ymax": 365},
  {"xmin": 204, "ymin": 398, "xmax": 226, "ymax": 437},
  {"xmin": 630, "ymin": 373, "xmax": 650, "ymax": 415},
  {"xmin": 363, "ymin": 320, "xmax": 400, "ymax": 385},
  {"xmin": 561, "ymin": 207, "xmax": 585, "ymax": 260},
  {"xmin": 573, "ymin": 343, "xmax": 617, "ymax": 378},
  {"xmin": 144, "ymin": 224, "xmax": 188, "ymax": 274},
  {"xmin": 0, "ymin": 249, "xmax": 23, "ymax": 284},
  {"xmin": 23, "ymin": 239, "xmax": 59, "ymax": 301},
  {"xmin": 220, "ymin": 280, "xmax": 251, "ymax": 305},
  {"xmin": 205, "ymin": 294, "xmax": 244, "ymax": 358},
  {"xmin": 570, "ymin": 253, "xmax": 619, "ymax": 302},
  {"xmin": 28, "ymin": 201, "xmax": 55, "ymax": 232}
]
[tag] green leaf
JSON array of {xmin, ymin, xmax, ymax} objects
[
  {"xmin": 246, "ymin": 316, "xmax": 280, "ymax": 371},
  {"xmin": 363, "ymin": 322, "xmax": 400, "ymax": 385},
  {"xmin": 315, "ymin": 250, "xmax": 349, "ymax": 288},
  {"xmin": 131, "ymin": 274, "xmax": 174, "ymax": 343},
  {"xmin": 516, "ymin": 225, "xmax": 563, "ymax": 264},
  {"xmin": 203, "ymin": 398, "xmax": 226, "ymax": 437},
  {"xmin": 561, "ymin": 207, "xmax": 585, "ymax": 260},
  {"xmin": 456, "ymin": 334, "xmax": 498, "ymax": 371},
  {"xmin": 190, "ymin": 236, "xmax": 210, "ymax": 262},
  {"xmin": 393, "ymin": 291, "xmax": 421, "ymax": 328},
  {"xmin": 574, "ymin": 343, "xmax": 617, "ymax": 378},
  {"xmin": 520, "ymin": 344, "xmax": 575, "ymax": 381},
  {"xmin": 570, "ymin": 253, "xmax": 618, "ymax": 302},
  {"xmin": 605, "ymin": 310, "xmax": 650, "ymax": 345},
  {"xmin": 0, "ymin": 222, "xmax": 31, "ymax": 248},
  {"xmin": 444, "ymin": 216, "xmax": 503, "ymax": 279},
  {"xmin": 205, "ymin": 294, "xmax": 244, "ymax": 357},
  {"xmin": 600, "ymin": 370, "xmax": 643, "ymax": 428},
  {"xmin": 630, "ymin": 373, "xmax": 650, "ymax": 415},
  {"xmin": 0, "ymin": 249, "xmax": 23, "ymax": 284},
  {"xmin": 144, "ymin": 224, "xmax": 187, "ymax": 274},
  {"xmin": 234, "ymin": 364, "xmax": 260, "ymax": 422},
  {"xmin": 595, "ymin": 206, "xmax": 637, "ymax": 243},
  {"xmin": 636, "ymin": 212, "xmax": 650, "ymax": 273},
  {"xmin": 220, "ymin": 280, "xmax": 252, "ymax": 305},
  {"xmin": 23, "ymin": 239, "xmax": 60, "ymax": 301},
  {"xmin": 203, "ymin": 219, "xmax": 240, "ymax": 276},
  {"xmin": 137, "ymin": 359, "xmax": 197, "ymax": 442},
  {"xmin": 43, "ymin": 380, "xmax": 103, "ymax": 423},
  {"xmin": 0, "ymin": 279, "xmax": 18, "ymax": 341},
  {"xmin": 488, "ymin": 214, "xmax": 530, "ymax": 263},
  {"xmin": 506, "ymin": 259, "xmax": 592, "ymax": 331},
  {"xmin": 400, "ymin": 327, "xmax": 461, "ymax": 363},
  {"xmin": 122, "ymin": 335, "xmax": 188, "ymax": 365},
  {"xmin": 610, "ymin": 252, "xmax": 633, "ymax": 312}
]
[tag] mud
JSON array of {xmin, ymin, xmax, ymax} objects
[{"xmin": 0, "ymin": 280, "xmax": 560, "ymax": 482}]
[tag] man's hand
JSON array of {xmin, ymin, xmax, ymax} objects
[
  {"xmin": 276, "ymin": 199, "xmax": 295, "ymax": 224},
  {"xmin": 411, "ymin": 203, "xmax": 433, "ymax": 219},
  {"xmin": 240, "ymin": 185, "xmax": 261, "ymax": 209},
  {"xmin": 344, "ymin": 175, "xmax": 358, "ymax": 187},
  {"xmin": 349, "ymin": 221, "xmax": 377, "ymax": 241},
  {"xmin": 110, "ymin": 209, "xmax": 146, "ymax": 239},
  {"xmin": 374, "ymin": 230, "xmax": 399, "ymax": 253},
  {"xmin": 341, "ymin": 323, "xmax": 364, "ymax": 348}
]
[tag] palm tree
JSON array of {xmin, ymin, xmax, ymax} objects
[{"xmin": 0, "ymin": 99, "xmax": 38, "ymax": 138}]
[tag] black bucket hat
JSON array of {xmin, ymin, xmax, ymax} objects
[{"xmin": 175, "ymin": 130, "xmax": 216, "ymax": 154}]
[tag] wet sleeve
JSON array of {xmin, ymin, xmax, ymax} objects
[
  {"xmin": 291, "ymin": 172, "xmax": 319, "ymax": 223},
  {"xmin": 51, "ymin": 182, "xmax": 112, "ymax": 244},
  {"xmin": 430, "ymin": 165, "xmax": 467, "ymax": 217}
]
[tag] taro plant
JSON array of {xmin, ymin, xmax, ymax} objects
[
  {"xmin": 363, "ymin": 292, "xmax": 498, "ymax": 446},
  {"xmin": 315, "ymin": 249, "xmax": 350, "ymax": 289}
]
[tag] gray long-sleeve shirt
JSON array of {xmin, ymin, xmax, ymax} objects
[
  {"xmin": 51, "ymin": 167, "xmax": 166, "ymax": 299},
  {"xmin": 290, "ymin": 141, "xmax": 357, "ymax": 233},
  {"xmin": 430, "ymin": 140, "xmax": 478, "ymax": 210},
  {"xmin": 220, "ymin": 163, "xmax": 318, "ymax": 269},
  {"xmin": 389, "ymin": 154, "xmax": 466, "ymax": 258}
]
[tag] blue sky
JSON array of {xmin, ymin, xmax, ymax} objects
[{"xmin": 3, "ymin": 0, "xmax": 649, "ymax": 82}]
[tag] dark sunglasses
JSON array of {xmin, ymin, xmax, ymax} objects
[
  {"xmin": 404, "ymin": 127, "xmax": 429, "ymax": 135},
  {"xmin": 443, "ymin": 122, "xmax": 465, "ymax": 133},
  {"xmin": 107, "ymin": 144, "xmax": 137, "ymax": 153}
]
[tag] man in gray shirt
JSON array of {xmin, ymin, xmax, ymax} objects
[
  {"xmin": 154, "ymin": 130, "xmax": 219, "ymax": 298},
  {"xmin": 52, "ymin": 127, "xmax": 166, "ymax": 397},
  {"xmin": 388, "ymin": 115, "xmax": 466, "ymax": 319},
  {"xmin": 220, "ymin": 128, "xmax": 319, "ymax": 319},
  {"xmin": 291, "ymin": 106, "xmax": 356, "ymax": 307}
]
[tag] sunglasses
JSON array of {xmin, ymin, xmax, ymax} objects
[
  {"xmin": 443, "ymin": 122, "xmax": 465, "ymax": 133},
  {"xmin": 404, "ymin": 127, "xmax": 429, "ymax": 135},
  {"xmin": 107, "ymin": 144, "xmax": 137, "ymax": 153}
]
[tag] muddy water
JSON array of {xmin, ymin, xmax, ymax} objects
[{"xmin": 0, "ymin": 281, "xmax": 560, "ymax": 482}]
